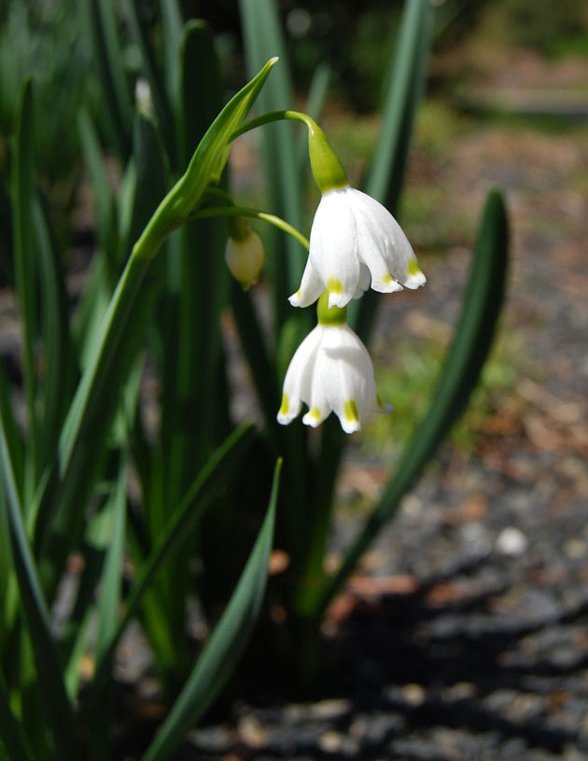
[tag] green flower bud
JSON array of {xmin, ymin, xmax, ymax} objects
[{"xmin": 225, "ymin": 218, "xmax": 264, "ymax": 289}]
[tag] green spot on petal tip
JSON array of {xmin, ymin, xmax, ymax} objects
[
  {"xmin": 343, "ymin": 400, "xmax": 359, "ymax": 423},
  {"xmin": 279, "ymin": 393, "xmax": 289, "ymax": 416}
]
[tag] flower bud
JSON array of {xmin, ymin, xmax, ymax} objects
[{"xmin": 225, "ymin": 218, "xmax": 264, "ymax": 289}]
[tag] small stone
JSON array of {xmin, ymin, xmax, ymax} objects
[
  {"xmin": 402, "ymin": 683, "xmax": 426, "ymax": 706},
  {"xmin": 318, "ymin": 730, "xmax": 343, "ymax": 753},
  {"xmin": 564, "ymin": 538, "xmax": 586, "ymax": 559},
  {"xmin": 237, "ymin": 714, "xmax": 268, "ymax": 748},
  {"xmin": 496, "ymin": 526, "xmax": 528, "ymax": 556}
]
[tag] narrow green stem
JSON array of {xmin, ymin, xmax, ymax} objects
[
  {"xmin": 194, "ymin": 205, "xmax": 310, "ymax": 252},
  {"xmin": 231, "ymin": 109, "xmax": 316, "ymax": 139},
  {"xmin": 231, "ymin": 110, "xmax": 348, "ymax": 191}
]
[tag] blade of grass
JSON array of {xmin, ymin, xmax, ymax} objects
[
  {"xmin": 315, "ymin": 189, "xmax": 509, "ymax": 618},
  {"xmin": 140, "ymin": 458, "xmax": 281, "ymax": 761}
]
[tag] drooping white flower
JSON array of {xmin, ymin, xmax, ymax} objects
[
  {"xmin": 277, "ymin": 322, "xmax": 380, "ymax": 434},
  {"xmin": 289, "ymin": 186, "xmax": 426, "ymax": 309}
]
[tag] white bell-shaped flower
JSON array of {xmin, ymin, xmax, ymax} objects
[
  {"xmin": 289, "ymin": 186, "xmax": 426, "ymax": 309},
  {"xmin": 277, "ymin": 320, "xmax": 379, "ymax": 434}
]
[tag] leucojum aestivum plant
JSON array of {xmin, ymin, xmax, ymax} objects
[{"xmin": 0, "ymin": 2, "xmax": 508, "ymax": 759}]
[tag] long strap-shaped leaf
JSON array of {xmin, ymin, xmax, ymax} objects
[
  {"xmin": 85, "ymin": 0, "xmax": 133, "ymax": 158},
  {"xmin": 89, "ymin": 423, "xmax": 255, "ymax": 687},
  {"xmin": 126, "ymin": 0, "xmax": 176, "ymax": 165},
  {"xmin": 315, "ymin": 190, "xmax": 509, "ymax": 619},
  {"xmin": 11, "ymin": 81, "xmax": 39, "ymax": 496},
  {"xmin": 0, "ymin": 673, "xmax": 35, "ymax": 761},
  {"xmin": 240, "ymin": 0, "xmax": 305, "ymax": 328},
  {"xmin": 140, "ymin": 458, "xmax": 282, "ymax": 761},
  {"xmin": 351, "ymin": 0, "xmax": 434, "ymax": 343},
  {"xmin": 35, "ymin": 59, "xmax": 277, "ymax": 580},
  {"xmin": 0, "ymin": 401, "xmax": 78, "ymax": 760}
]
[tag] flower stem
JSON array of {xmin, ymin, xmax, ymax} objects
[
  {"xmin": 194, "ymin": 205, "xmax": 310, "ymax": 252},
  {"xmin": 231, "ymin": 110, "xmax": 348, "ymax": 192}
]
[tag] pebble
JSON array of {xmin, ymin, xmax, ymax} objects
[{"xmin": 496, "ymin": 526, "xmax": 529, "ymax": 555}]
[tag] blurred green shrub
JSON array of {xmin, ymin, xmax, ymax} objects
[{"xmin": 0, "ymin": 0, "xmax": 91, "ymax": 183}]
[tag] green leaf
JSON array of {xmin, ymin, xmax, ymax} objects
[
  {"xmin": 35, "ymin": 58, "xmax": 278, "ymax": 589},
  {"xmin": 78, "ymin": 110, "xmax": 117, "ymax": 258},
  {"xmin": 141, "ymin": 458, "xmax": 281, "ymax": 761},
  {"xmin": 126, "ymin": 0, "xmax": 176, "ymax": 164},
  {"xmin": 85, "ymin": 0, "xmax": 133, "ymax": 158},
  {"xmin": 351, "ymin": 0, "xmax": 435, "ymax": 341},
  {"xmin": 157, "ymin": 19, "xmax": 226, "ymax": 496},
  {"xmin": 240, "ymin": 0, "xmax": 305, "ymax": 327},
  {"xmin": 91, "ymin": 423, "xmax": 256, "ymax": 681},
  {"xmin": 121, "ymin": 113, "xmax": 168, "ymax": 258},
  {"xmin": 11, "ymin": 80, "xmax": 39, "ymax": 491},
  {"xmin": 177, "ymin": 20, "xmax": 223, "ymax": 166},
  {"xmin": 0, "ymin": 674, "xmax": 35, "ymax": 761},
  {"xmin": 317, "ymin": 190, "xmax": 510, "ymax": 617},
  {"xmin": 0, "ymin": 396, "xmax": 78, "ymax": 761},
  {"xmin": 159, "ymin": 0, "xmax": 183, "ymax": 110},
  {"xmin": 230, "ymin": 281, "xmax": 280, "ymax": 435},
  {"xmin": 95, "ymin": 462, "xmax": 127, "ymax": 662},
  {"xmin": 298, "ymin": 63, "xmax": 331, "ymax": 174},
  {"xmin": 34, "ymin": 199, "xmax": 74, "ymax": 481},
  {"xmin": 132, "ymin": 55, "xmax": 279, "ymax": 259}
]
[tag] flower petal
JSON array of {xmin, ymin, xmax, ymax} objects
[
  {"xmin": 350, "ymin": 188, "xmax": 421, "ymax": 287},
  {"xmin": 309, "ymin": 189, "xmax": 360, "ymax": 308},
  {"xmin": 288, "ymin": 259, "xmax": 324, "ymax": 308},
  {"xmin": 277, "ymin": 326, "xmax": 322, "ymax": 424}
]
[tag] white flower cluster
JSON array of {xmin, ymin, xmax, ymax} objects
[
  {"xmin": 223, "ymin": 116, "xmax": 426, "ymax": 435},
  {"xmin": 278, "ymin": 182, "xmax": 425, "ymax": 434}
]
